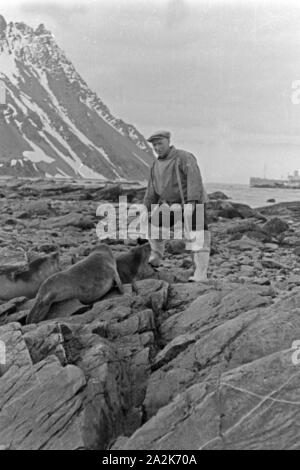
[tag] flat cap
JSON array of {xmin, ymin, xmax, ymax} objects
[{"xmin": 147, "ymin": 130, "xmax": 171, "ymax": 143}]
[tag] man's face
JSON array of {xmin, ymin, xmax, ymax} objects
[{"xmin": 152, "ymin": 138, "xmax": 170, "ymax": 158}]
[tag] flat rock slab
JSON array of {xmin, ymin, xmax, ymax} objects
[
  {"xmin": 0, "ymin": 247, "xmax": 27, "ymax": 265},
  {"xmin": 261, "ymin": 258, "xmax": 289, "ymax": 270},
  {"xmin": 0, "ymin": 358, "xmax": 87, "ymax": 450},
  {"xmin": 0, "ymin": 322, "xmax": 33, "ymax": 376},
  {"xmin": 202, "ymin": 351, "xmax": 300, "ymax": 449},
  {"xmin": 0, "ymin": 300, "xmax": 18, "ymax": 317},
  {"xmin": 42, "ymin": 213, "xmax": 95, "ymax": 230},
  {"xmin": 153, "ymin": 333, "xmax": 197, "ymax": 370},
  {"xmin": 144, "ymin": 288, "xmax": 300, "ymax": 419},
  {"xmin": 160, "ymin": 283, "xmax": 274, "ymax": 342},
  {"xmin": 118, "ymin": 349, "xmax": 300, "ymax": 450},
  {"xmin": 0, "ymin": 309, "xmax": 29, "ymax": 327},
  {"xmin": 227, "ymin": 235, "xmax": 264, "ymax": 250},
  {"xmin": 23, "ymin": 323, "xmax": 67, "ymax": 366}
]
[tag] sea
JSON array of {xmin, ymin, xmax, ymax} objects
[
  {"xmin": 206, "ymin": 183, "xmax": 300, "ymax": 208},
  {"xmin": 0, "ymin": 176, "xmax": 299, "ymax": 209}
]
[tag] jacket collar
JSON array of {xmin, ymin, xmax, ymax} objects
[{"xmin": 157, "ymin": 145, "xmax": 176, "ymax": 160}]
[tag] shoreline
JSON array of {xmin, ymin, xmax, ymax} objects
[{"xmin": 0, "ymin": 179, "xmax": 299, "ymax": 449}]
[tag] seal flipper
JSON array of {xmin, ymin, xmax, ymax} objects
[{"xmin": 26, "ymin": 291, "xmax": 55, "ymax": 324}]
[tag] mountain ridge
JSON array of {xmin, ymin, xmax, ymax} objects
[{"xmin": 0, "ymin": 15, "xmax": 154, "ymax": 180}]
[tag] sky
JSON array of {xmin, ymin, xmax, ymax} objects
[{"xmin": 1, "ymin": 0, "xmax": 300, "ymax": 183}]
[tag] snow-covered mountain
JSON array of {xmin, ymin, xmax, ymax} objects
[{"xmin": 0, "ymin": 15, "xmax": 154, "ymax": 180}]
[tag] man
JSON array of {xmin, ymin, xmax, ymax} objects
[{"xmin": 143, "ymin": 130, "xmax": 210, "ymax": 282}]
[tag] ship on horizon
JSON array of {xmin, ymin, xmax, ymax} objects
[{"xmin": 250, "ymin": 170, "xmax": 300, "ymax": 188}]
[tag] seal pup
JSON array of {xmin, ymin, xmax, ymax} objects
[
  {"xmin": 116, "ymin": 241, "xmax": 151, "ymax": 294},
  {"xmin": 0, "ymin": 251, "xmax": 60, "ymax": 301},
  {"xmin": 26, "ymin": 244, "xmax": 124, "ymax": 324}
]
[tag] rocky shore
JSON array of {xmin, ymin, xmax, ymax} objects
[{"xmin": 0, "ymin": 178, "xmax": 299, "ymax": 450}]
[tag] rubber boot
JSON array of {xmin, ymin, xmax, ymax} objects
[
  {"xmin": 188, "ymin": 250, "xmax": 210, "ymax": 282},
  {"xmin": 186, "ymin": 230, "xmax": 210, "ymax": 282}
]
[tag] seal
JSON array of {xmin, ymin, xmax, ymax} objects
[
  {"xmin": 0, "ymin": 251, "xmax": 60, "ymax": 301},
  {"xmin": 116, "ymin": 241, "xmax": 151, "ymax": 294},
  {"xmin": 26, "ymin": 244, "xmax": 124, "ymax": 324}
]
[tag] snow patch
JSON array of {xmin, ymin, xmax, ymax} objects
[
  {"xmin": 0, "ymin": 51, "xmax": 19, "ymax": 86},
  {"xmin": 74, "ymin": 161, "xmax": 107, "ymax": 179},
  {"xmin": 133, "ymin": 152, "xmax": 150, "ymax": 168},
  {"xmin": 22, "ymin": 141, "xmax": 55, "ymax": 164},
  {"xmin": 42, "ymin": 125, "xmax": 106, "ymax": 180},
  {"xmin": 11, "ymin": 93, "xmax": 28, "ymax": 114},
  {"xmin": 10, "ymin": 158, "xmax": 25, "ymax": 167},
  {"xmin": 35, "ymin": 71, "xmax": 114, "ymax": 179},
  {"xmin": 19, "ymin": 92, "xmax": 39, "ymax": 115},
  {"xmin": 54, "ymin": 172, "xmax": 69, "ymax": 179},
  {"xmin": 56, "ymin": 168, "xmax": 70, "ymax": 178},
  {"xmin": 91, "ymin": 146, "xmax": 121, "ymax": 174}
]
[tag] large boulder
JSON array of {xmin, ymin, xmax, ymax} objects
[
  {"xmin": 207, "ymin": 200, "xmax": 238, "ymax": 219},
  {"xmin": 230, "ymin": 202, "xmax": 262, "ymax": 219},
  {"xmin": 224, "ymin": 221, "xmax": 273, "ymax": 243},
  {"xmin": 256, "ymin": 201, "xmax": 300, "ymax": 219},
  {"xmin": 208, "ymin": 191, "xmax": 230, "ymax": 200},
  {"xmin": 207, "ymin": 201, "xmax": 264, "ymax": 220},
  {"xmin": 262, "ymin": 217, "xmax": 290, "ymax": 236}
]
